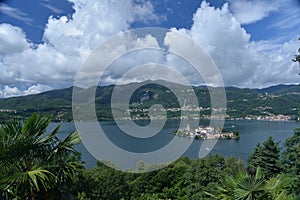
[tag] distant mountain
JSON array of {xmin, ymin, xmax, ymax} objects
[
  {"xmin": 0, "ymin": 87, "xmax": 73, "ymax": 110},
  {"xmin": 0, "ymin": 82, "xmax": 299, "ymax": 122},
  {"xmin": 256, "ymin": 84, "xmax": 300, "ymax": 94}
]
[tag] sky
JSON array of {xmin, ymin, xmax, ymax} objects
[{"xmin": 0, "ymin": 0, "xmax": 300, "ymax": 98}]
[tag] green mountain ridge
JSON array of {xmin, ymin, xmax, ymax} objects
[
  {"xmin": 0, "ymin": 82, "xmax": 299, "ymax": 122},
  {"xmin": 256, "ymin": 84, "xmax": 300, "ymax": 94}
]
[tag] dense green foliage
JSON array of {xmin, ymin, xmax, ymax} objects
[
  {"xmin": 1, "ymin": 114, "xmax": 300, "ymax": 199},
  {"xmin": 74, "ymin": 155, "xmax": 245, "ymax": 200},
  {"xmin": 71, "ymin": 130, "xmax": 300, "ymax": 200},
  {"xmin": 282, "ymin": 128, "xmax": 300, "ymax": 195},
  {"xmin": 0, "ymin": 114, "xmax": 83, "ymax": 200},
  {"xmin": 0, "ymin": 83, "xmax": 300, "ymax": 122},
  {"xmin": 73, "ymin": 149, "xmax": 299, "ymax": 200},
  {"xmin": 208, "ymin": 167, "xmax": 295, "ymax": 200},
  {"xmin": 248, "ymin": 136, "xmax": 282, "ymax": 178}
]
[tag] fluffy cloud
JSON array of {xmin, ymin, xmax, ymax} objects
[
  {"xmin": 0, "ymin": 0, "xmax": 299, "ymax": 98},
  {"xmin": 0, "ymin": 0, "xmax": 160, "ymax": 97},
  {"xmin": 228, "ymin": 0, "xmax": 280, "ymax": 24},
  {"xmin": 182, "ymin": 1, "xmax": 299, "ymax": 88},
  {"xmin": 76, "ymin": 32, "xmax": 162, "ymax": 87},
  {"xmin": 0, "ymin": 23, "xmax": 31, "ymax": 55},
  {"xmin": 0, "ymin": 84, "xmax": 52, "ymax": 98},
  {"xmin": 132, "ymin": 0, "xmax": 161, "ymax": 23}
]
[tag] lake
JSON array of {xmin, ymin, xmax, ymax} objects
[{"xmin": 52, "ymin": 120, "xmax": 300, "ymax": 170}]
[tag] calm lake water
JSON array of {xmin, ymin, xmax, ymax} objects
[{"xmin": 52, "ymin": 120, "xmax": 300, "ymax": 169}]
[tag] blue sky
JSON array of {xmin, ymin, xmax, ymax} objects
[
  {"xmin": 0, "ymin": 0, "xmax": 74, "ymax": 44},
  {"xmin": 1, "ymin": 0, "xmax": 299, "ymax": 43},
  {"xmin": 0, "ymin": 0, "xmax": 300, "ymax": 97}
]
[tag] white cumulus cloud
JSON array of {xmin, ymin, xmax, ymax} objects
[
  {"xmin": 0, "ymin": 23, "xmax": 31, "ymax": 55},
  {"xmin": 0, "ymin": 0, "xmax": 299, "ymax": 98},
  {"xmin": 0, "ymin": 0, "xmax": 160, "ymax": 97},
  {"xmin": 0, "ymin": 84, "xmax": 52, "ymax": 98},
  {"xmin": 175, "ymin": 1, "xmax": 299, "ymax": 88},
  {"xmin": 228, "ymin": 0, "xmax": 280, "ymax": 24}
]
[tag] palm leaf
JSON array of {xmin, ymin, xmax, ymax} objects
[
  {"xmin": 0, "ymin": 114, "xmax": 83, "ymax": 199},
  {"xmin": 54, "ymin": 131, "xmax": 81, "ymax": 154},
  {"xmin": 1, "ymin": 168, "xmax": 55, "ymax": 197},
  {"xmin": 35, "ymin": 123, "xmax": 61, "ymax": 146},
  {"xmin": 22, "ymin": 114, "xmax": 51, "ymax": 138},
  {"xmin": 264, "ymin": 174, "xmax": 293, "ymax": 199}
]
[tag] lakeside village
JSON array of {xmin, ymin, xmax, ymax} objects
[
  {"xmin": 0, "ymin": 107, "xmax": 294, "ymax": 122},
  {"xmin": 127, "ymin": 106, "xmax": 293, "ymax": 121},
  {"xmin": 172, "ymin": 124, "xmax": 240, "ymax": 140}
]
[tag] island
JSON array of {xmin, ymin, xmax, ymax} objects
[{"xmin": 172, "ymin": 125, "xmax": 240, "ymax": 140}]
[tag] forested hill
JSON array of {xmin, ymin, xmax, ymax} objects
[
  {"xmin": 256, "ymin": 84, "xmax": 300, "ymax": 94},
  {"xmin": 0, "ymin": 82, "xmax": 299, "ymax": 122}
]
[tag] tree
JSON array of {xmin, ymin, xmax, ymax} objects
[
  {"xmin": 293, "ymin": 38, "xmax": 300, "ymax": 75},
  {"xmin": 75, "ymin": 161, "xmax": 132, "ymax": 200},
  {"xmin": 282, "ymin": 128, "xmax": 300, "ymax": 195},
  {"xmin": 136, "ymin": 160, "xmax": 145, "ymax": 173},
  {"xmin": 248, "ymin": 143, "xmax": 263, "ymax": 174},
  {"xmin": 292, "ymin": 38, "xmax": 300, "ymax": 63},
  {"xmin": 208, "ymin": 168, "xmax": 295, "ymax": 200},
  {"xmin": 224, "ymin": 156, "xmax": 245, "ymax": 176},
  {"xmin": 183, "ymin": 154, "xmax": 225, "ymax": 199},
  {"xmin": 0, "ymin": 114, "xmax": 82, "ymax": 200},
  {"xmin": 248, "ymin": 137, "xmax": 282, "ymax": 178}
]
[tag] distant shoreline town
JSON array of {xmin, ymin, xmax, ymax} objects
[
  {"xmin": 126, "ymin": 106, "xmax": 294, "ymax": 122},
  {"xmin": 0, "ymin": 107, "xmax": 294, "ymax": 122}
]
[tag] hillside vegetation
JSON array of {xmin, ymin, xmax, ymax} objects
[{"xmin": 0, "ymin": 82, "xmax": 299, "ymax": 122}]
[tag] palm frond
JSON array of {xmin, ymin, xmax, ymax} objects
[
  {"xmin": 54, "ymin": 131, "xmax": 81, "ymax": 154},
  {"xmin": 0, "ymin": 114, "xmax": 83, "ymax": 199},
  {"xmin": 1, "ymin": 168, "xmax": 55, "ymax": 198},
  {"xmin": 35, "ymin": 123, "xmax": 61, "ymax": 147},
  {"xmin": 22, "ymin": 114, "xmax": 51, "ymax": 138}
]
